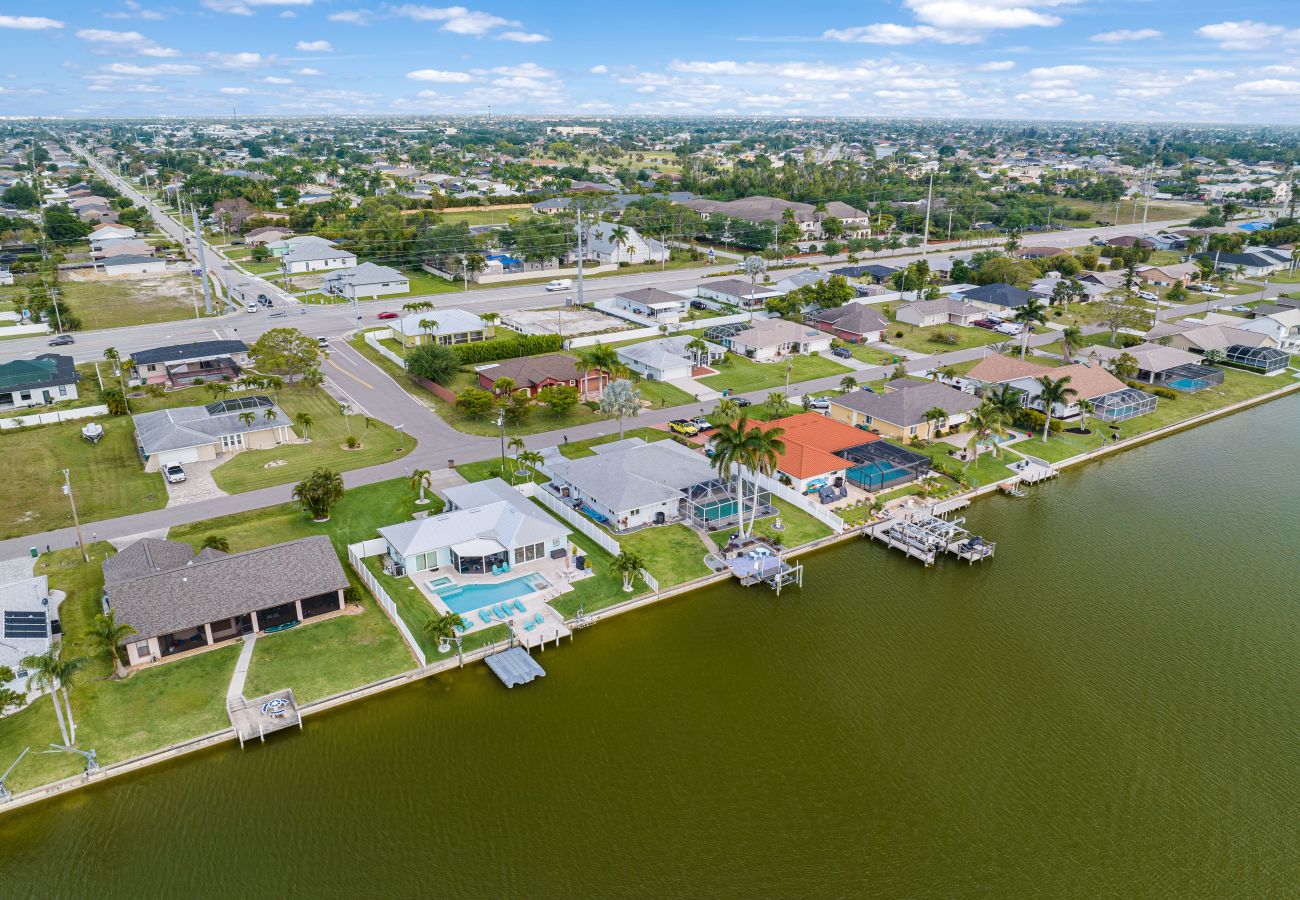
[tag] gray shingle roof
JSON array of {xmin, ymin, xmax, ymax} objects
[
  {"xmin": 545, "ymin": 438, "xmax": 717, "ymax": 514},
  {"xmin": 810, "ymin": 303, "xmax": 889, "ymax": 334},
  {"xmin": 830, "ymin": 380, "xmax": 981, "ymax": 427},
  {"xmin": 132, "ymin": 395, "xmax": 286, "ymax": 454},
  {"xmin": 959, "ymin": 282, "xmax": 1032, "ymax": 308},
  {"xmin": 105, "ymin": 535, "xmax": 348, "ymax": 641},
  {"xmin": 131, "ymin": 340, "xmax": 248, "ymax": 365}
]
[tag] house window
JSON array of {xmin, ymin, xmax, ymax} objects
[
  {"xmin": 134, "ymin": 640, "xmax": 151, "ymax": 658},
  {"xmin": 58, "ymin": 385, "xmax": 67, "ymax": 396},
  {"xmin": 628, "ymin": 508, "xmax": 640, "ymax": 517},
  {"xmin": 147, "ymin": 364, "xmax": 157, "ymax": 372},
  {"xmin": 908, "ymin": 426, "xmax": 917, "ymax": 435},
  {"xmin": 19, "ymin": 391, "xmax": 30, "ymax": 402},
  {"xmin": 512, "ymin": 542, "xmax": 544, "ymax": 564},
  {"xmin": 221, "ymin": 433, "xmax": 245, "ymax": 450}
]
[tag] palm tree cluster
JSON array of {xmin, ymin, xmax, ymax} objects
[{"xmin": 707, "ymin": 413, "xmax": 787, "ymax": 538}]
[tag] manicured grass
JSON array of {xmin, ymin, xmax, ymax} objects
[
  {"xmin": 633, "ymin": 377, "xmax": 699, "ymax": 408},
  {"xmin": 619, "ymin": 524, "xmax": 713, "ymax": 587},
  {"xmin": 882, "ymin": 322, "xmax": 1007, "ymax": 355},
  {"xmin": 56, "ymin": 274, "xmax": 207, "ymax": 331},
  {"xmin": 456, "ymin": 457, "xmax": 547, "ymax": 485},
  {"xmin": 706, "ymin": 496, "xmax": 833, "ymax": 549},
  {"xmin": 209, "ymin": 386, "xmax": 415, "ymax": 493},
  {"xmin": 698, "ymin": 353, "xmax": 852, "ymax": 393},
  {"xmin": 1146, "ymin": 250, "xmax": 1184, "ymax": 266},
  {"xmin": 438, "ymin": 207, "xmax": 538, "ymax": 226},
  {"xmin": 241, "ymin": 259, "xmax": 282, "ymax": 275},
  {"xmin": 0, "ymin": 417, "xmax": 165, "ymax": 541},
  {"xmin": 558, "ymin": 425, "xmax": 673, "ymax": 458},
  {"xmin": 894, "ymin": 437, "xmax": 1023, "ymax": 488},
  {"xmin": 529, "ymin": 500, "xmax": 642, "ymax": 618},
  {"xmin": 242, "ymin": 599, "xmax": 414, "ymax": 704},
  {"xmin": 842, "ymin": 343, "xmax": 897, "ymax": 366}
]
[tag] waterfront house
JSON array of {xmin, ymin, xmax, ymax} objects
[
  {"xmin": 611, "ymin": 287, "xmax": 689, "ymax": 322},
  {"xmin": 103, "ymin": 536, "xmax": 348, "ymax": 666},
  {"xmin": 0, "ymin": 574, "xmax": 57, "ymax": 695},
  {"xmin": 391, "ymin": 308, "xmax": 492, "ymax": 349},
  {"xmin": 1145, "ymin": 318, "xmax": 1276, "ymax": 354},
  {"xmin": 545, "ymin": 437, "xmax": 749, "ymax": 532},
  {"xmin": 129, "ymin": 339, "xmax": 250, "ymax": 387},
  {"xmin": 827, "ymin": 379, "xmax": 981, "ymax": 439},
  {"xmin": 894, "ymin": 298, "xmax": 985, "ymax": 329},
  {"xmin": 379, "ymin": 479, "xmax": 570, "ymax": 576},
  {"xmin": 1083, "ymin": 343, "xmax": 1224, "ymax": 391},
  {"xmin": 616, "ymin": 335, "xmax": 725, "ymax": 381},
  {"xmin": 1005, "ymin": 362, "xmax": 1154, "ymax": 422},
  {"xmin": 322, "ymin": 262, "xmax": 409, "ymax": 299},
  {"xmin": 722, "ymin": 318, "xmax": 833, "ymax": 362},
  {"xmin": 1230, "ymin": 308, "xmax": 1300, "ymax": 351},
  {"xmin": 474, "ymin": 353, "xmax": 610, "ymax": 399},
  {"xmin": 0, "ymin": 354, "xmax": 80, "ymax": 410},
  {"xmin": 746, "ymin": 412, "xmax": 880, "ymax": 492},
  {"xmin": 964, "ymin": 354, "xmax": 1056, "ymax": 386},
  {"xmin": 131, "ymin": 395, "xmax": 293, "ymax": 471},
  {"xmin": 808, "ymin": 303, "xmax": 889, "ymax": 343}
]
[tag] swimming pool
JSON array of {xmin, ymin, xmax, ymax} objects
[
  {"xmin": 1237, "ymin": 221, "xmax": 1271, "ymax": 231},
  {"xmin": 847, "ymin": 461, "xmax": 912, "ymax": 491},
  {"xmin": 1166, "ymin": 377, "xmax": 1208, "ymax": 391},
  {"xmin": 426, "ymin": 573, "xmax": 551, "ymax": 615}
]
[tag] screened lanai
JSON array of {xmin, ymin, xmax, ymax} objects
[
  {"xmin": 837, "ymin": 441, "xmax": 931, "ymax": 492},
  {"xmin": 1157, "ymin": 362, "xmax": 1223, "ymax": 392},
  {"xmin": 683, "ymin": 478, "xmax": 772, "ymax": 531},
  {"xmin": 1224, "ymin": 344, "xmax": 1289, "ymax": 375},
  {"xmin": 1091, "ymin": 387, "xmax": 1157, "ymax": 422}
]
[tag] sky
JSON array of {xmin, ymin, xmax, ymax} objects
[{"xmin": 3, "ymin": 1, "xmax": 1300, "ymax": 122}]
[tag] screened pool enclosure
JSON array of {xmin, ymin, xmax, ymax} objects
[
  {"xmin": 1224, "ymin": 344, "xmax": 1289, "ymax": 375},
  {"xmin": 683, "ymin": 478, "xmax": 773, "ymax": 531},
  {"xmin": 1091, "ymin": 388, "xmax": 1157, "ymax": 422},
  {"xmin": 837, "ymin": 442, "xmax": 931, "ymax": 492},
  {"xmin": 1157, "ymin": 363, "xmax": 1224, "ymax": 392}
]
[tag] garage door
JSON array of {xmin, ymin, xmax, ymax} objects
[{"xmin": 158, "ymin": 447, "xmax": 200, "ymax": 468}]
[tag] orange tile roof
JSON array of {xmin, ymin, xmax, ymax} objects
[
  {"xmin": 751, "ymin": 412, "xmax": 877, "ymax": 479},
  {"xmin": 966, "ymin": 353, "xmax": 1055, "ymax": 384}
]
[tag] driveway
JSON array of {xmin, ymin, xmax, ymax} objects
[{"xmin": 164, "ymin": 459, "xmax": 228, "ymax": 508}]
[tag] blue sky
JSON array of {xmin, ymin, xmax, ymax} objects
[{"xmin": 3, "ymin": 1, "xmax": 1300, "ymax": 122}]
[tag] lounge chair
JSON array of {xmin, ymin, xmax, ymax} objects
[
  {"xmin": 478, "ymin": 609, "xmax": 493, "ymax": 624},
  {"xmin": 532, "ymin": 612, "xmax": 544, "ymax": 625},
  {"xmin": 523, "ymin": 621, "xmax": 536, "ymax": 632},
  {"xmin": 512, "ymin": 600, "xmax": 526, "ymax": 614}
]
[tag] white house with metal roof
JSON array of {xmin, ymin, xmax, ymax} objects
[
  {"xmin": 322, "ymin": 262, "xmax": 410, "ymax": 299},
  {"xmin": 0, "ymin": 574, "xmax": 59, "ymax": 697},
  {"xmin": 274, "ymin": 235, "xmax": 357, "ymax": 274},
  {"xmin": 616, "ymin": 335, "xmax": 725, "ymax": 381}
]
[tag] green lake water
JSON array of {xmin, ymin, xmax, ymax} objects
[{"xmin": 3, "ymin": 395, "xmax": 1299, "ymax": 898}]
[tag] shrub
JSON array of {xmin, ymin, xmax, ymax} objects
[
  {"xmin": 344, "ymin": 435, "xmax": 360, "ymax": 448},
  {"xmin": 1013, "ymin": 407, "xmax": 1062, "ymax": 433},
  {"xmin": 928, "ymin": 330, "xmax": 960, "ymax": 346},
  {"xmin": 452, "ymin": 333, "xmax": 564, "ymax": 366},
  {"xmin": 895, "ymin": 330, "xmax": 904, "ymax": 339},
  {"xmin": 406, "ymin": 343, "xmax": 460, "ymax": 386}
]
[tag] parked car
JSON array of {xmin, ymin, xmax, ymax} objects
[
  {"xmin": 807, "ymin": 397, "xmax": 831, "ymax": 411},
  {"xmin": 667, "ymin": 419, "xmax": 700, "ymax": 436},
  {"xmin": 972, "ymin": 319, "xmax": 999, "ymax": 330},
  {"xmin": 1137, "ymin": 290, "xmax": 1158, "ymax": 302},
  {"xmin": 688, "ymin": 416, "xmax": 712, "ymax": 431},
  {"xmin": 163, "ymin": 463, "xmax": 187, "ymax": 484},
  {"xmin": 690, "ymin": 299, "xmax": 708, "ymax": 310},
  {"xmin": 377, "ymin": 311, "xmax": 399, "ymax": 319},
  {"xmin": 1190, "ymin": 283, "xmax": 1221, "ymax": 294},
  {"xmin": 48, "ymin": 334, "xmax": 74, "ymax": 346},
  {"xmin": 230, "ymin": 240, "xmax": 245, "ymax": 246},
  {"xmin": 831, "ymin": 347, "xmax": 852, "ymax": 359},
  {"xmin": 1229, "ymin": 304, "xmax": 1251, "ymax": 313},
  {"xmin": 994, "ymin": 322, "xmax": 1022, "ymax": 336},
  {"xmin": 733, "ymin": 397, "xmax": 752, "ymax": 407}
]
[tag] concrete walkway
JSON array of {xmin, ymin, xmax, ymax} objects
[
  {"xmin": 227, "ymin": 634, "xmax": 257, "ymax": 703},
  {"xmin": 667, "ymin": 376, "xmax": 722, "ymax": 401}
]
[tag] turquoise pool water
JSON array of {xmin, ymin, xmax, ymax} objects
[
  {"xmin": 1167, "ymin": 377, "xmax": 1207, "ymax": 391},
  {"xmin": 427, "ymin": 573, "xmax": 550, "ymax": 614}
]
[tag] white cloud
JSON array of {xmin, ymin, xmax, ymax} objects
[
  {"xmin": 589, "ymin": 64, "xmax": 608, "ymax": 74},
  {"xmin": 104, "ymin": 2, "xmax": 166, "ymax": 21},
  {"xmin": 823, "ymin": 0, "xmax": 1078, "ymax": 45},
  {"xmin": 208, "ymin": 51, "xmax": 276, "ymax": 69},
  {"xmin": 496, "ymin": 30, "xmax": 548, "ymax": 42},
  {"xmin": 1236, "ymin": 79, "xmax": 1300, "ymax": 95},
  {"xmin": 1090, "ymin": 28, "xmax": 1161, "ymax": 43},
  {"xmin": 103, "ymin": 61, "xmax": 201, "ymax": 76},
  {"xmin": 75, "ymin": 28, "xmax": 180, "ymax": 57},
  {"xmin": 220, "ymin": 86, "xmax": 252, "ymax": 94},
  {"xmin": 296, "ymin": 40, "xmax": 333, "ymax": 51},
  {"xmin": 407, "ymin": 68, "xmax": 474, "ymax": 82},
  {"xmin": 481, "ymin": 62, "xmax": 555, "ymax": 79},
  {"xmin": 328, "ymin": 9, "xmax": 372, "ymax": 24},
  {"xmin": 391, "ymin": 5, "xmax": 516, "ymax": 35},
  {"xmin": 1198, "ymin": 20, "xmax": 1300, "ymax": 51},
  {"xmin": 976, "ymin": 60, "xmax": 1015, "ymax": 71},
  {"xmin": 262, "ymin": 75, "xmax": 294, "ymax": 84},
  {"xmin": 202, "ymin": 0, "xmax": 313, "ymax": 16},
  {"xmin": 294, "ymin": 67, "xmax": 324, "ymax": 76},
  {"xmin": 823, "ymin": 24, "xmax": 979, "ymax": 45},
  {"xmin": 0, "ymin": 15, "xmax": 64, "ymax": 29},
  {"xmin": 1027, "ymin": 64, "xmax": 1099, "ymax": 88}
]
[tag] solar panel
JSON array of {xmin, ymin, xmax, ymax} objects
[
  {"xmin": 204, "ymin": 395, "xmax": 273, "ymax": 416},
  {"xmin": 4, "ymin": 610, "xmax": 48, "ymax": 639}
]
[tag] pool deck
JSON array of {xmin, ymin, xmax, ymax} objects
[{"xmin": 411, "ymin": 555, "xmax": 587, "ymax": 636}]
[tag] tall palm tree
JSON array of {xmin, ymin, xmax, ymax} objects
[
  {"xmin": 418, "ymin": 318, "xmax": 439, "ymax": 345},
  {"xmin": 1012, "ymin": 297, "xmax": 1048, "ymax": 359},
  {"xmin": 708, "ymin": 414, "xmax": 764, "ymax": 537},
  {"xmin": 1061, "ymin": 325, "xmax": 1084, "ymax": 362},
  {"xmin": 1035, "ymin": 375, "xmax": 1078, "ymax": 442},
  {"xmin": 409, "ymin": 468, "xmax": 432, "ymax": 504},
  {"xmin": 238, "ymin": 411, "xmax": 256, "ymax": 428},
  {"xmin": 598, "ymin": 379, "xmax": 641, "ymax": 439},
  {"xmin": 87, "ymin": 611, "xmax": 135, "ymax": 680},
  {"xmin": 612, "ymin": 551, "xmax": 647, "ymax": 592},
  {"xmin": 585, "ymin": 343, "xmax": 626, "ymax": 382},
  {"xmin": 516, "ymin": 449, "xmax": 544, "ymax": 481},
  {"xmin": 507, "ymin": 437, "xmax": 527, "ymax": 481},
  {"xmin": 293, "ymin": 411, "xmax": 313, "ymax": 438},
  {"xmin": 839, "ymin": 375, "xmax": 857, "ymax": 394},
  {"xmin": 963, "ymin": 403, "xmax": 1009, "ymax": 470},
  {"xmin": 986, "ymin": 382, "xmax": 1023, "ymax": 423},
  {"xmin": 922, "ymin": 406, "xmax": 947, "ymax": 440},
  {"xmin": 422, "ymin": 612, "xmax": 465, "ymax": 648},
  {"xmin": 263, "ymin": 408, "xmax": 278, "ymax": 424},
  {"xmin": 20, "ymin": 649, "xmax": 87, "ymax": 744},
  {"xmin": 103, "ymin": 346, "xmax": 121, "ymax": 377},
  {"xmin": 1076, "ymin": 397, "xmax": 1094, "ymax": 434},
  {"xmin": 685, "ymin": 337, "xmax": 710, "ymax": 369},
  {"xmin": 744, "ymin": 423, "xmax": 786, "ymax": 535}
]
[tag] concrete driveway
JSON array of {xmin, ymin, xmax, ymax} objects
[{"xmin": 164, "ymin": 459, "xmax": 228, "ymax": 507}]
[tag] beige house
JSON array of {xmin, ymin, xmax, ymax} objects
[
  {"xmin": 131, "ymin": 395, "xmax": 293, "ymax": 471},
  {"xmin": 827, "ymin": 379, "xmax": 981, "ymax": 440},
  {"xmin": 723, "ymin": 318, "xmax": 833, "ymax": 362}
]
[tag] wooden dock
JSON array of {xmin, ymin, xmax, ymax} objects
[
  {"xmin": 863, "ymin": 507, "xmax": 995, "ymax": 566},
  {"xmin": 228, "ymin": 689, "xmax": 301, "ymax": 747}
]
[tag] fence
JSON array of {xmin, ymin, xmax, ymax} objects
[
  {"xmin": 0, "ymin": 404, "xmax": 109, "ymax": 430},
  {"xmin": 347, "ymin": 541, "xmax": 427, "ymax": 666},
  {"xmin": 565, "ymin": 311, "xmax": 753, "ymax": 349},
  {"xmin": 364, "ymin": 328, "xmax": 407, "ymax": 370},
  {"xmin": 518, "ymin": 482, "xmax": 623, "ymax": 556},
  {"xmin": 0, "ymin": 323, "xmax": 50, "ymax": 337},
  {"xmin": 747, "ymin": 468, "xmax": 847, "ymax": 533}
]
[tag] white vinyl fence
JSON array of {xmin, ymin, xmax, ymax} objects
[
  {"xmin": 748, "ymin": 468, "xmax": 847, "ymax": 533},
  {"xmin": 565, "ymin": 312, "xmax": 753, "ymax": 349},
  {"xmin": 347, "ymin": 541, "xmax": 427, "ymax": 666},
  {"xmin": 364, "ymin": 328, "xmax": 407, "ymax": 369},
  {"xmin": 519, "ymin": 482, "xmax": 623, "ymax": 557},
  {"xmin": 0, "ymin": 404, "xmax": 109, "ymax": 430}
]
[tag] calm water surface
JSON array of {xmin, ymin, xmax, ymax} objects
[{"xmin": 3, "ymin": 396, "xmax": 1299, "ymax": 898}]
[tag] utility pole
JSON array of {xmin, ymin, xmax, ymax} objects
[
  {"xmin": 575, "ymin": 207, "xmax": 585, "ymax": 308},
  {"xmin": 920, "ymin": 169, "xmax": 934, "ymax": 263},
  {"xmin": 191, "ymin": 205, "xmax": 214, "ymax": 315},
  {"xmin": 62, "ymin": 469, "xmax": 88, "ymax": 562},
  {"xmin": 347, "ymin": 279, "xmax": 361, "ymax": 333}
]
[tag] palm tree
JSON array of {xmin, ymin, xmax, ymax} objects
[
  {"xmin": 1035, "ymin": 375, "xmax": 1077, "ymax": 442},
  {"xmin": 744, "ymin": 423, "xmax": 786, "ymax": 535},
  {"xmin": 422, "ymin": 612, "xmax": 465, "ymax": 648},
  {"xmin": 292, "ymin": 468, "xmax": 345, "ymax": 521},
  {"xmin": 1076, "ymin": 397, "xmax": 1094, "ymax": 433},
  {"xmin": 293, "ymin": 411, "xmax": 314, "ymax": 438},
  {"xmin": 839, "ymin": 375, "xmax": 857, "ymax": 394},
  {"xmin": 963, "ymin": 403, "xmax": 1009, "ymax": 471},
  {"xmin": 238, "ymin": 411, "xmax": 256, "ymax": 428},
  {"xmin": 103, "ymin": 346, "xmax": 121, "ymax": 377},
  {"xmin": 201, "ymin": 534, "xmax": 230, "ymax": 552},
  {"xmin": 922, "ymin": 406, "xmax": 947, "ymax": 440},
  {"xmin": 1061, "ymin": 325, "xmax": 1084, "ymax": 362},
  {"xmin": 710, "ymin": 397, "xmax": 740, "ymax": 426},
  {"xmin": 20, "ymin": 649, "xmax": 87, "ymax": 745},
  {"xmin": 598, "ymin": 378, "xmax": 641, "ymax": 439},
  {"xmin": 507, "ymin": 437, "xmax": 527, "ymax": 480},
  {"xmin": 708, "ymin": 414, "xmax": 762, "ymax": 537},
  {"xmin": 612, "ymin": 551, "xmax": 647, "ymax": 592},
  {"xmin": 86, "ymin": 611, "xmax": 135, "ymax": 680},
  {"xmin": 263, "ymin": 408, "xmax": 278, "ymax": 424},
  {"xmin": 418, "ymin": 318, "xmax": 439, "ymax": 345},
  {"xmin": 491, "ymin": 376, "xmax": 516, "ymax": 397},
  {"xmin": 206, "ymin": 382, "xmax": 230, "ymax": 401},
  {"xmin": 585, "ymin": 343, "xmax": 626, "ymax": 382},
  {"xmin": 986, "ymin": 383, "xmax": 1022, "ymax": 423},
  {"xmin": 685, "ymin": 337, "xmax": 710, "ymax": 369},
  {"xmin": 1012, "ymin": 297, "xmax": 1048, "ymax": 359},
  {"xmin": 765, "ymin": 391, "xmax": 788, "ymax": 417},
  {"xmin": 409, "ymin": 468, "xmax": 432, "ymax": 504}
]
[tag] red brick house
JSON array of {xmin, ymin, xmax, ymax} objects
[{"xmin": 475, "ymin": 353, "xmax": 610, "ymax": 399}]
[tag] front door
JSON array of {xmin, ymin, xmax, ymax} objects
[{"xmin": 41, "ymin": 390, "xmax": 51, "ymax": 404}]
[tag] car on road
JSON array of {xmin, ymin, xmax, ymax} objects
[
  {"xmin": 1229, "ymin": 304, "xmax": 1252, "ymax": 313},
  {"xmin": 245, "ymin": 302, "xmax": 259, "ymax": 314},
  {"xmin": 831, "ymin": 347, "xmax": 852, "ymax": 359},
  {"xmin": 257, "ymin": 294, "xmax": 273, "ymax": 307},
  {"xmin": 545, "ymin": 278, "xmax": 572, "ymax": 292},
  {"xmin": 317, "ymin": 336, "xmax": 331, "ymax": 350},
  {"xmin": 377, "ymin": 311, "xmax": 399, "ymax": 320},
  {"xmin": 667, "ymin": 419, "xmax": 701, "ymax": 436},
  {"xmin": 690, "ymin": 299, "xmax": 709, "ymax": 310},
  {"xmin": 48, "ymin": 334, "xmax": 75, "ymax": 346},
  {"xmin": 163, "ymin": 463, "xmax": 187, "ymax": 484},
  {"xmin": 733, "ymin": 397, "xmax": 752, "ymax": 407}
]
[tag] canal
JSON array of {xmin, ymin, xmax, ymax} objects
[{"xmin": 3, "ymin": 396, "xmax": 1299, "ymax": 898}]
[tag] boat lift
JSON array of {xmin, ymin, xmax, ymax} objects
[
  {"xmin": 864, "ymin": 507, "xmax": 996, "ymax": 565},
  {"xmin": 0, "ymin": 747, "xmax": 29, "ymax": 801}
]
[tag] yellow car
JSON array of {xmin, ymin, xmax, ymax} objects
[{"xmin": 667, "ymin": 420, "xmax": 701, "ymax": 436}]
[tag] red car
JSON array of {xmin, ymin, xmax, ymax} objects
[{"xmin": 376, "ymin": 311, "xmax": 399, "ymax": 320}]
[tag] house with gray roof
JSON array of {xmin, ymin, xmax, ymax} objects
[
  {"xmin": 611, "ymin": 287, "xmax": 689, "ymax": 322},
  {"xmin": 129, "ymin": 339, "xmax": 250, "ymax": 387},
  {"xmin": 544, "ymin": 437, "xmax": 727, "ymax": 531},
  {"xmin": 0, "ymin": 574, "xmax": 58, "ymax": 695},
  {"xmin": 958, "ymin": 282, "xmax": 1033, "ymax": 311},
  {"xmin": 95, "ymin": 254, "xmax": 167, "ymax": 277},
  {"xmin": 0, "ymin": 353, "xmax": 80, "ymax": 410},
  {"xmin": 131, "ymin": 395, "xmax": 293, "ymax": 471},
  {"xmin": 616, "ymin": 334, "xmax": 725, "ymax": 381},
  {"xmin": 274, "ymin": 235, "xmax": 357, "ymax": 274},
  {"xmin": 894, "ymin": 297, "xmax": 986, "ymax": 328},
  {"xmin": 322, "ymin": 262, "xmax": 410, "ymax": 299},
  {"xmin": 808, "ymin": 302, "xmax": 889, "ymax": 342},
  {"xmin": 103, "ymin": 535, "xmax": 348, "ymax": 666},
  {"xmin": 828, "ymin": 379, "xmax": 982, "ymax": 439},
  {"xmin": 696, "ymin": 278, "xmax": 782, "ymax": 309}
]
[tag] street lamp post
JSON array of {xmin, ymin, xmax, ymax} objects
[{"xmin": 496, "ymin": 408, "xmax": 507, "ymax": 474}]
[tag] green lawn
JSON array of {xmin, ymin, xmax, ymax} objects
[
  {"xmin": 893, "ymin": 438, "xmax": 1021, "ymax": 488},
  {"xmin": 842, "ymin": 343, "xmax": 897, "ymax": 366},
  {"xmin": 633, "ymin": 377, "xmax": 699, "ymax": 408},
  {"xmin": 438, "ymin": 207, "xmax": 538, "ymax": 226},
  {"xmin": 706, "ymin": 496, "xmax": 833, "ymax": 550},
  {"xmin": 698, "ymin": 353, "xmax": 852, "ymax": 393},
  {"xmin": 241, "ymin": 259, "xmax": 282, "ymax": 275},
  {"xmin": 209, "ymin": 386, "xmax": 415, "ymax": 493},
  {"xmin": 558, "ymin": 426, "xmax": 674, "ymax": 458},
  {"xmin": 54, "ymin": 274, "xmax": 208, "ymax": 331},
  {"xmin": 529, "ymin": 500, "xmax": 641, "ymax": 618},
  {"xmin": 455, "ymin": 457, "xmax": 548, "ymax": 485},
  {"xmin": 883, "ymin": 322, "xmax": 1007, "ymax": 355},
  {"xmin": 0, "ymin": 417, "xmax": 165, "ymax": 541},
  {"xmin": 619, "ymin": 524, "xmax": 713, "ymax": 587}
]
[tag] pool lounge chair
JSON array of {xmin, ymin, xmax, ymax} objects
[
  {"xmin": 478, "ymin": 608, "xmax": 493, "ymax": 624},
  {"xmin": 532, "ymin": 612, "xmax": 544, "ymax": 626},
  {"xmin": 523, "ymin": 621, "xmax": 537, "ymax": 632},
  {"xmin": 512, "ymin": 600, "xmax": 526, "ymax": 614}
]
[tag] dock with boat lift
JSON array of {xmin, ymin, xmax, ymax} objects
[
  {"xmin": 863, "ymin": 506, "xmax": 996, "ymax": 566},
  {"xmin": 727, "ymin": 553, "xmax": 804, "ymax": 595}
]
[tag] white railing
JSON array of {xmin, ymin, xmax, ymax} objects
[
  {"xmin": 364, "ymin": 328, "xmax": 407, "ymax": 369},
  {"xmin": 523, "ymin": 484, "xmax": 623, "ymax": 556},
  {"xmin": 0, "ymin": 404, "xmax": 109, "ymax": 430},
  {"xmin": 639, "ymin": 568, "xmax": 659, "ymax": 594},
  {"xmin": 347, "ymin": 541, "xmax": 427, "ymax": 666},
  {"xmin": 746, "ymin": 468, "xmax": 847, "ymax": 533},
  {"xmin": 566, "ymin": 311, "xmax": 753, "ymax": 349}
]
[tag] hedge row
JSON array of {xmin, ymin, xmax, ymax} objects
[{"xmin": 452, "ymin": 333, "xmax": 564, "ymax": 366}]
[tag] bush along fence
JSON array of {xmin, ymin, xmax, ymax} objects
[
  {"xmin": 452, "ymin": 333, "xmax": 564, "ymax": 366},
  {"xmin": 347, "ymin": 539, "xmax": 427, "ymax": 667}
]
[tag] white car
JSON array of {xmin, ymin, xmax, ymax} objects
[
  {"xmin": 1229, "ymin": 304, "xmax": 1251, "ymax": 313},
  {"xmin": 1137, "ymin": 290, "xmax": 1158, "ymax": 302},
  {"xmin": 807, "ymin": 397, "xmax": 831, "ymax": 411},
  {"xmin": 163, "ymin": 463, "xmax": 187, "ymax": 484},
  {"xmin": 994, "ymin": 322, "xmax": 1022, "ymax": 336},
  {"xmin": 245, "ymin": 302, "xmax": 258, "ymax": 313}
]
